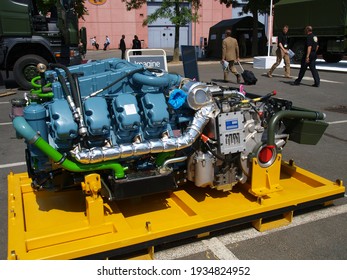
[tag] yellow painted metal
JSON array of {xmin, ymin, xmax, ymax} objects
[
  {"xmin": 252, "ymin": 211, "xmax": 293, "ymax": 232},
  {"xmin": 81, "ymin": 174, "xmax": 105, "ymax": 226},
  {"xmin": 247, "ymin": 154, "xmax": 283, "ymax": 197},
  {"xmin": 197, "ymin": 232, "xmax": 210, "ymax": 238},
  {"xmin": 7, "ymin": 161, "xmax": 346, "ymax": 260}
]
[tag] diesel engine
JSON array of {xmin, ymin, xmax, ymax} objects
[{"xmin": 11, "ymin": 58, "xmax": 327, "ymax": 200}]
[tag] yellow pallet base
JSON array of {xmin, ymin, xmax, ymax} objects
[{"xmin": 7, "ymin": 161, "xmax": 345, "ymax": 260}]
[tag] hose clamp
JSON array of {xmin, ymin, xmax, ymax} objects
[{"xmin": 55, "ymin": 153, "xmax": 67, "ymax": 165}]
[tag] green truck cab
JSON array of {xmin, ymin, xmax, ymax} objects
[
  {"xmin": 274, "ymin": 0, "xmax": 347, "ymax": 63},
  {"xmin": 0, "ymin": 0, "xmax": 87, "ymax": 89}
]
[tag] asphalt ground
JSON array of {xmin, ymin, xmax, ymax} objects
[{"xmin": 0, "ymin": 49, "xmax": 346, "ymax": 260}]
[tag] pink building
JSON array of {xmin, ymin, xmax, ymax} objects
[{"xmin": 80, "ymin": 1, "xmax": 232, "ymax": 50}]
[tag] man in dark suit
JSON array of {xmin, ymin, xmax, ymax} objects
[{"xmin": 119, "ymin": 35, "xmax": 126, "ymax": 59}]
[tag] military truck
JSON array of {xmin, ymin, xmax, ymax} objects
[
  {"xmin": 0, "ymin": 0, "xmax": 87, "ymax": 89},
  {"xmin": 274, "ymin": 0, "xmax": 347, "ymax": 63}
]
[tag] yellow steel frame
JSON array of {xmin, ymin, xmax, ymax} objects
[{"xmin": 7, "ymin": 160, "xmax": 345, "ymax": 260}]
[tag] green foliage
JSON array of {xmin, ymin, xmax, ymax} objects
[
  {"xmin": 144, "ymin": 1, "xmax": 200, "ymax": 27},
  {"xmin": 218, "ymin": 0, "xmax": 280, "ymax": 14},
  {"xmin": 121, "ymin": 0, "xmax": 147, "ymax": 11},
  {"xmin": 122, "ymin": 0, "xmax": 201, "ymax": 62},
  {"xmin": 122, "ymin": 0, "xmax": 201, "ymax": 26},
  {"xmin": 35, "ymin": 0, "xmax": 88, "ymax": 19},
  {"xmin": 218, "ymin": 1, "xmax": 280, "ymax": 56}
]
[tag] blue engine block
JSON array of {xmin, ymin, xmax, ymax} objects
[{"xmin": 20, "ymin": 58, "xmax": 186, "ymax": 178}]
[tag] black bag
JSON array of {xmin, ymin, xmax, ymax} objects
[{"xmin": 238, "ymin": 62, "xmax": 257, "ymax": 85}]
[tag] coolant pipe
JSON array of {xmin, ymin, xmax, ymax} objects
[
  {"xmin": 161, "ymin": 156, "xmax": 187, "ymax": 170},
  {"xmin": 267, "ymin": 110, "xmax": 326, "ymax": 147},
  {"xmin": 85, "ymin": 67, "xmax": 145, "ymax": 99},
  {"xmin": 132, "ymin": 72, "xmax": 181, "ymax": 88},
  {"xmin": 12, "ymin": 117, "xmax": 126, "ymax": 178},
  {"xmin": 30, "ymin": 88, "xmax": 54, "ymax": 99},
  {"xmin": 30, "ymin": 76, "xmax": 54, "ymax": 99},
  {"xmin": 132, "ymin": 72, "xmax": 169, "ymax": 87}
]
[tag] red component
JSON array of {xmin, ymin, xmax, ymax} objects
[
  {"xmin": 272, "ymin": 90, "xmax": 277, "ymax": 95},
  {"xmin": 258, "ymin": 146, "xmax": 274, "ymax": 164},
  {"xmin": 201, "ymin": 134, "xmax": 209, "ymax": 143}
]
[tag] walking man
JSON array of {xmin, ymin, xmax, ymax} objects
[
  {"xmin": 103, "ymin": 35, "xmax": 110, "ymax": 51},
  {"xmin": 119, "ymin": 35, "xmax": 126, "ymax": 59},
  {"xmin": 91, "ymin": 36, "xmax": 99, "ymax": 50},
  {"xmin": 221, "ymin": 29, "xmax": 241, "ymax": 84},
  {"xmin": 132, "ymin": 35, "xmax": 142, "ymax": 55},
  {"xmin": 267, "ymin": 25, "xmax": 291, "ymax": 78},
  {"xmin": 293, "ymin": 26, "xmax": 320, "ymax": 87}
]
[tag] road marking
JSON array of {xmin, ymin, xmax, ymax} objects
[
  {"xmin": 219, "ymin": 203, "xmax": 347, "ymax": 245},
  {"xmin": 202, "ymin": 237, "xmax": 239, "ymax": 260},
  {"xmin": 0, "ymin": 122, "xmax": 12, "ymax": 126},
  {"xmin": 0, "ymin": 101, "xmax": 10, "ymax": 105},
  {"xmin": 327, "ymin": 120, "xmax": 347, "ymax": 125},
  {"xmin": 264, "ymin": 74, "xmax": 344, "ymax": 84},
  {"xmin": 0, "ymin": 162, "xmax": 26, "ymax": 169},
  {"xmin": 154, "ymin": 203, "xmax": 347, "ymax": 260}
]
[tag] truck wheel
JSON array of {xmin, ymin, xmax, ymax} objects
[
  {"xmin": 292, "ymin": 41, "xmax": 305, "ymax": 63},
  {"xmin": 322, "ymin": 53, "xmax": 343, "ymax": 63},
  {"xmin": 13, "ymin": 55, "xmax": 48, "ymax": 90}
]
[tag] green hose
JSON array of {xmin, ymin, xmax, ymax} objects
[
  {"xmin": 34, "ymin": 138, "xmax": 125, "ymax": 178},
  {"xmin": 13, "ymin": 117, "xmax": 126, "ymax": 178},
  {"xmin": 30, "ymin": 76, "xmax": 54, "ymax": 99},
  {"xmin": 31, "ymin": 76, "xmax": 42, "ymax": 89}
]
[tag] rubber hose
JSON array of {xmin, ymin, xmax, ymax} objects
[
  {"xmin": 13, "ymin": 117, "xmax": 126, "ymax": 178},
  {"xmin": 50, "ymin": 63, "xmax": 78, "ymax": 101}
]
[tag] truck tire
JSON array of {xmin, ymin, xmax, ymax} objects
[
  {"xmin": 13, "ymin": 55, "xmax": 48, "ymax": 90},
  {"xmin": 322, "ymin": 52, "xmax": 343, "ymax": 63},
  {"xmin": 292, "ymin": 41, "xmax": 305, "ymax": 63}
]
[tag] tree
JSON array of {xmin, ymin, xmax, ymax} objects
[
  {"xmin": 218, "ymin": 0, "xmax": 279, "ymax": 56},
  {"xmin": 36, "ymin": 0, "xmax": 88, "ymax": 19},
  {"xmin": 122, "ymin": 0, "xmax": 201, "ymax": 63}
]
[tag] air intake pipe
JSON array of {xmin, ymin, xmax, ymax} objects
[{"xmin": 267, "ymin": 109, "xmax": 326, "ymax": 147}]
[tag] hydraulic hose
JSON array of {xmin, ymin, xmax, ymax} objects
[
  {"xmin": 72, "ymin": 73, "xmax": 88, "ymax": 136},
  {"xmin": 50, "ymin": 63, "xmax": 83, "ymax": 124},
  {"xmin": 57, "ymin": 74, "xmax": 72, "ymax": 100},
  {"xmin": 72, "ymin": 73, "xmax": 83, "ymax": 109},
  {"xmin": 12, "ymin": 117, "xmax": 126, "ymax": 178},
  {"xmin": 267, "ymin": 110, "xmax": 326, "ymax": 147},
  {"xmin": 49, "ymin": 63, "xmax": 78, "ymax": 100}
]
